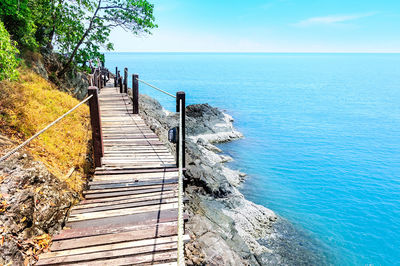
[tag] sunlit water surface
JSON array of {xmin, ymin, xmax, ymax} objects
[{"xmin": 106, "ymin": 53, "xmax": 400, "ymax": 265}]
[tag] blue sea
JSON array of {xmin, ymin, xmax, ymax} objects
[{"xmin": 105, "ymin": 53, "xmax": 400, "ymax": 265}]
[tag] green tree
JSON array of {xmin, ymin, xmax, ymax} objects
[
  {"xmin": 0, "ymin": 21, "xmax": 20, "ymax": 81},
  {"xmin": 0, "ymin": 0, "xmax": 37, "ymax": 49},
  {"xmin": 0, "ymin": 0, "xmax": 157, "ymax": 75},
  {"xmin": 57, "ymin": 0, "xmax": 157, "ymax": 75}
]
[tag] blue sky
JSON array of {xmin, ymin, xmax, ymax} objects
[{"xmin": 109, "ymin": 0, "xmax": 400, "ymax": 52}]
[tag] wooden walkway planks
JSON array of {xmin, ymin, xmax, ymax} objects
[{"xmin": 38, "ymin": 82, "xmax": 186, "ymax": 265}]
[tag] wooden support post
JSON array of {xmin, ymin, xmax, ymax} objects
[
  {"xmin": 99, "ymin": 71, "xmax": 103, "ymax": 89},
  {"xmin": 176, "ymin": 91, "xmax": 186, "ymax": 168},
  {"xmin": 101, "ymin": 74, "xmax": 104, "ymax": 88},
  {"xmin": 96, "ymin": 69, "xmax": 100, "ymax": 89},
  {"xmin": 97, "ymin": 69, "xmax": 100, "ymax": 88},
  {"xmin": 88, "ymin": 87, "xmax": 103, "ymax": 167},
  {"xmin": 132, "ymin": 74, "xmax": 139, "ymax": 114},
  {"xmin": 93, "ymin": 70, "xmax": 97, "ymax": 87},
  {"xmin": 117, "ymin": 71, "xmax": 121, "ymax": 86},
  {"xmin": 119, "ymin": 77, "xmax": 123, "ymax": 93},
  {"xmin": 124, "ymin": 68, "xmax": 128, "ymax": 93},
  {"xmin": 115, "ymin": 67, "xmax": 118, "ymax": 87}
]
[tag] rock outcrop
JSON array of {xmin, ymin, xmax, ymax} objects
[
  {"xmin": 137, "ymin": 94, "xmax": 328, "ymax": 265},
  {"xmin": 139, "ymin": 95, "xmax": 332, "ymax": 265},
  {"xmin": 0, "ymin": 135, "xmax": 78, "ymax": 265},
  {"xmin": 27, "ymin": 48, "xmax": 90, "ymax": 100}
]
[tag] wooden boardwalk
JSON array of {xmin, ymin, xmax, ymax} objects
[{"xmin": 38, "ymin": 83, "xmax": 185, "ymax": 265}]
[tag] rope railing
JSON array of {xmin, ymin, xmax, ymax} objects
[
  {"xmin": 0, "ymin": 94, "xmax": 93, "ymax": 163},
  {"xmin": 116, "ymin": 67, "xmax": 186, "ymax": 265},
  {"xmin": 136, "ymin": 78, "xmax": 176, "ymax": 98},
  {"xmin": 177, "ymin": 98, "xmax": 185, "ymax": 266}
]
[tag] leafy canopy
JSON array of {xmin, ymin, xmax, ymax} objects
[
  {"xmin": 0, "ymin": 0, "xmax": 37, "ymax": 49},
  {"xmin": 58, "ymin": 0, "xmax": 157, "ymax": 73},
  {"xmin": 0, "ymin": 0, "xmax": 157, "ymax": 73},
  {"xmin": 0, "ymin": 21, "xmax": 20, "ymax": 81}
]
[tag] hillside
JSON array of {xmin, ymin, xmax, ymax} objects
[
  {"xmin": 0, "ymin": 68, "xmax": 91, "ymax": 192},
  {"xmin": 0, "ymin": 68, "xmax": 91, "ymax": 264}
]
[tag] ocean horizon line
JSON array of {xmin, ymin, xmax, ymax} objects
[{"xmin": 103, "ymin": 51, "xmax": 400, "ymax": 54}]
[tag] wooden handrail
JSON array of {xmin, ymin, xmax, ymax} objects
[
  {"xmin": 176, "ymin": 91, "xmax": 185, "ymax": 168},
  {"xmin": 124, "ymin": 68, "xmax": 128, "ymax": 93},
  {"xmin": 88, "ymin": 86, "xmax": 103, "ymax": 167},
  {"xmin": 132, "ymin": 74, "xmax": 139, "ymax": 114}
]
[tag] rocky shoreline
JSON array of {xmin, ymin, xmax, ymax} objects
[
  {"xmin": 0, "ymin": 89, "xmax": 328, "ymax": 265},
  {"xmin": 138, "ymin": 94, "xmax": 329, "ymax": 265}
]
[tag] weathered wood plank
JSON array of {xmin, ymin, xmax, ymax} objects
[
  {"xmin": 71, "ymin": 250, "xmax": 178, "ymax": 266},
  {"xmin": 94, "ymin": 167, "xmax": 179, "ymax": 175},
  {"xmin": 67, "ymin": 208, "xmax": 178, "ymax": 229},
  {"xmin": 71, "ymin": 198, "xmax": 178, "ymax": 215},
  {"xmin": 52, "ymin": 221, "xmax": 178, "ymax": 241},
  {"xmin": 89, "ymin": 178, "xmax": 177, "ymax": 189},
  {"xmin": 91, "ymin": 171, "xmax": 178, "ymax": 182},
  {"xmin": 84, "ymin": 182, "xmax": 176, "ymax": 194},
  {"xmin": 73, "ymin": 193, "xmax": 177, "ymax": 212},
  {"xmin": 102, "ymin": 159, "xmax": 175, "ymax": 164},
  {"xmin": 50, "ymin": 225, "xmax": 177, "ymax": 251},
  {"xmin": 79, "ymin": 191, "xmax": 178, "ymax": 205},
  {"xmin": 38, "ymin": 242, "xmax": 177, "ymax": 265},
  {"xmin": 68, "ymin": 202, "xmax": 178, "ymax": 222},
  {"xmin": 83, "ymin": 186, "xmax": 177, "ymax": 200}
]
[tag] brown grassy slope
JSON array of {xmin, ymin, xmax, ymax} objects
[{"xmin": 0, "ymin": 68, "xmax": 91, "ymax": 192}]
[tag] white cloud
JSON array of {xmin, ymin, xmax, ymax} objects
[{"xmin": 294, "ymin": 13, "xmax": 375, "ymax": 27}]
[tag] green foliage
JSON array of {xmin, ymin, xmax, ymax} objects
[
  {"xmin": 0, "ymin": 0, "xmax": 37, "ymax": 49},
  {"xmin": 0, "ymin": 21, "xmax": 20, "ymax": 81},
  {"xmin": 58, "ymin": 0, "xmax": 157, "ymax": 72},
  {"xmin": 0, "ymin": 0, "xmax": 157, "ymax": 73}
]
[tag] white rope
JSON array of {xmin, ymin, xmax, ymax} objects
[
  {"xmin": 0, "ymin": 94, "xmax": 93, "ymax": 163},
  {"xmin": 177, "ymin": 99, "xmax": 185, "ymax": 266},
  {"xmin": 136, "ymin": 78, "xmax": 176, "ymax": 98}
]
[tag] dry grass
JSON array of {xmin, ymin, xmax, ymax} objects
[{"xmin": 0, "ymin": 68, "xmax": 91, "ymax": 192}]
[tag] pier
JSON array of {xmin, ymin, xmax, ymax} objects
[{"xmin": 36, "ymin": 68, "xmax": 188, "ymax": 265}]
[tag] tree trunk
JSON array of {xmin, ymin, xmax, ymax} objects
[
  {"xmin": 46, "ymin": 0, "xmax": 58, "ymax": 50},
  {"xmin": 46, "ymin": 26, "xmax": 55, "ymax": 50},
  {"xmin": 58, "ymin": 0, "xmax": 101, "ymax": 77}
]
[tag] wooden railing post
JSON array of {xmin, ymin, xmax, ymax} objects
[
  {"xmin": 93, "ymin": 70, "xmax": 98, "ymax": 87},
  {"xmin": 88, "ymin": 87, "xmax": 103, "ymax": 167},
  {"xmin": 124, "ymin": 68, "xmax": 128, "ymax": 93},
  {"xmin": 97, "ymin": 69, "xmax": 100, "ymax": 88},
  {"xmin": 132, "ymin": 74, "xmax": 139, "ymax": 114},
  {"xmin": 176, "ymin": 91, "xmax": 185, "ymax": 168},
  {"xmin": 99, "ymin": 70, "xmax": 103, "ymax": 89},
  {"xmin": 117, "ymin": 71, "xmax": 121, "ymax": 86},
  {"xmin": 115, "ymin": 67, "xmax": 118, "ymax": 87},
  {"xmin": 119, "ymin": 77, "xmax": 123, "ymax": 93},
  {"xmin": 98, "ymin": 69, "xmax": 102, "ymax": 89}
]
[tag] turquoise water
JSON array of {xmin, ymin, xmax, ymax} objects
[{"xmin": 105, "ymin": 53, "xmax": 400, "ymax": 265}]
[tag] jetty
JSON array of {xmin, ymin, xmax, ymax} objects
[{"xmin": 36, "ymin": 68, "xmax": 188, "ymax": 265}]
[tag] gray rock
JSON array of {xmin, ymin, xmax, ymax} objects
[
  {"xmin": 0, "ymin": 145, "xmax": 78, "ymax": 265},
  {"xmin": 30, "ymin": 56, "xmax": 49, "ymax": 80},
  {"xmin": 40, "ymin": 48, "xmax": 90, "ymax": 100},
  {"xmin": 67, "ymin": 71, "xmax": 90, "ymax": 100},
  {"xmin": 137, "ymin": 94, "xmax": 278, "ymax": 265},
  {"xmin": 137, "ymin": 94, "xmax": 330, "ymax": 265}
]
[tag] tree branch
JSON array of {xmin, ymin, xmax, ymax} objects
[{"xmin": 59, "ymin": 0, "xmax": 102, "ymax": 75}]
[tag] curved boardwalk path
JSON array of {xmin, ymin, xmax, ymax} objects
[{"xmin": 38, "ymin": 82, "xmax": 186, "ymax": 265}]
